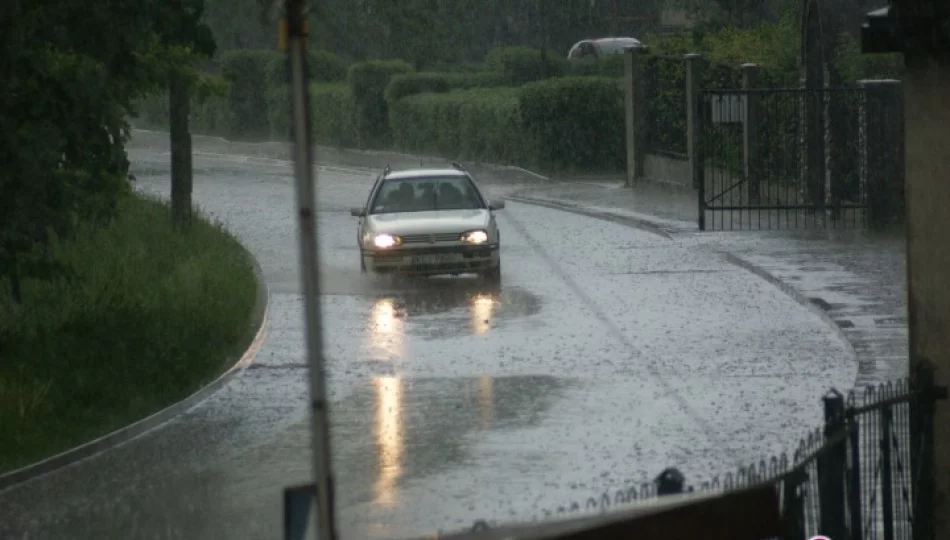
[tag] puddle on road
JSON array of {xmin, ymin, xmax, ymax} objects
[
  {"xmin": 365, "ymin": 279, "xmax": 542, "ymax": 340},
  {"xmin": 335, "ymin": 375, "xmax": 570, "ymax": 508},
  {"xmin": 0, "ymin": 376, "xmax": 572, "ymax": 540}
]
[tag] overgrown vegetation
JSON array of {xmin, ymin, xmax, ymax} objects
[
  {"xmin": 1, "ymin": 0, "xmax": 263, "ymax": 472},
  {"xmin": 0, "ymin": 195, "xmax": 259, "ymax": 473}
]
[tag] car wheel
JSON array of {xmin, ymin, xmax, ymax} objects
[{"xmin": 482, "ymin": 262, "xmax": 501, "ymax": 286}]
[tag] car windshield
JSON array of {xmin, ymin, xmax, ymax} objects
[{"xmin": 370, "ymin": 176, "xmax": 484, "ymax": 214}]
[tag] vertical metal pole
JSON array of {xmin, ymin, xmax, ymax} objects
[
  {"xmin": 819, "ymin": 391, "xmax": 848, "ymax": 540},
  {"xmin": 285, "ymin": 0, "xmax": 337, "ymax": 538},
  {"xmin": 881, "ymin": 406, "xmax": 895, "ymax": 540},
  {"xmin": 849, "ymin": 412, "xmax": 863, "ymax": 540}
]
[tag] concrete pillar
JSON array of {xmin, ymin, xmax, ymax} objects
[
  {"xmin": 741, "ymin": 63, "xmax": 760, "ymax": 201},
  {"xmin": 624, "ymin": 46, "xmax": 646, "ymax": 187},
  {"xmin": 685, "ymin": 53, "xmax": 704, "ymax": 193},
  {"xmin": 858, "ymin": 79, "xmax": 904, "ymax": 229},
  {"xmin": 902, "ymin": 59, "xmax": 950, "ymax": 540}
]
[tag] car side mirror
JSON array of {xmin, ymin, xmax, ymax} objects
[
  {"xmin": 349, "ymin": 207, "xmax": 365, "ymax": 217},
  {"xmin": 489, "ymin": 200, "xmax": 506, "ymax": 211}
]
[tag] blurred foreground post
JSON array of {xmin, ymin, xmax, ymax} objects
[
  {"xmin": 283, "ymin": 0, "xmax": 337, "ymax": 538},
  {"xmin": 169, "ymin": 73, "xmax": 193, "ymax": 227}
]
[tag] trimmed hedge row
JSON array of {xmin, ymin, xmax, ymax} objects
[
  {"xmin": 388, "ymin": 77, "xmax": 624, "ymax": 172},
  {"xmin": 389, "ymin": 88, "xmax": 524, "ymax": 164},
  {"xmin": 134, "ymin": 46, "xmax": 714, "ymax": 173},
  {"xmin": 311, "ymin": 83, "xmax": 359, "ymax": 148},
  {"xmin": 347, "ymin": 60, "xmax": 414, "ymax": 147}
]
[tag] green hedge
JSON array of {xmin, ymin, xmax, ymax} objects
[
  {"xmin": 518, "ymin": 77, "xmax": 625, "ymax": 171},
  {"xmin": 221, "ymin": 49, "xmax": 282, "ymax": 139},
  {"xmin": 643, "ymin": 55, "xmax": 688, "ymax": 156},
  {"xmin": 347, "ymin": 60, "xmax": 415, "ymax": 147},
  {"xmin": 385, "ymin": 73, "xmax": 451, "ymax": 103},
  {"xmin": 485, "ymin": 46, "xmax": 567, "ymax": 85},
  {"xmin": 310, "ymin": 49, "xmax": 348, "ymax": 82},
  {"xmin": 311, "ymin": 83, "xmax": 360, "ymax": 148},
  {"xmin": 389, "ymin": 88, "xmax": 523, "ymax": 164}
]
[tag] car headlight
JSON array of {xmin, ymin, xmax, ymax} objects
[
  {"xmin": 373, "ymin": 233, "xmax": 401, "ymax": 249},
  {"xmin": 460, "ymin": 230, "xmax": 489, "ymax": 244}
]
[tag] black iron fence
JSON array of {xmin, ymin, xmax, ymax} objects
[{"xmin": 698, "ymin": 86, "xmax": 872, "ymax": 231}]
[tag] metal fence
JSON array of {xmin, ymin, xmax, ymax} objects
[
  {"xmin": 698, "ymin": 87, "xmax": 870, "ymax": 231},
  {"xmin": 440, "ymin": 363, "xmax": 945, "ymax": 540}
]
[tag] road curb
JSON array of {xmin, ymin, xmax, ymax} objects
[
  {"xmin": 505, "ymin": 195, "xmax": 675, "ymax": 240},
  {"xmin": 0, "ymin": 249, "xmax": 270, "ymax": 492},
  {"xmin": 720, "ymin": 252, "xmax": 860, "ymax": 367}
]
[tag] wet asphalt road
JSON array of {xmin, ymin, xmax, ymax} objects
[{"xmin": 0, "ymin": 151, "xmax": 856, "ymax": 539}]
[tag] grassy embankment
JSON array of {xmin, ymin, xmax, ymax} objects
[{"xmin": 0, "ymin": 194, "xmax": 261, "ymax": 474}]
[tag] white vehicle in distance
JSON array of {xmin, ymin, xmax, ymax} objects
[{"xmin": 349, "ymin": 163, "xmax": 505, "ymax": 283}]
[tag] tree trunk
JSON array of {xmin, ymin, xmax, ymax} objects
[{"xmin": 169, "ymin": 73, "xmax": 193, "ymax": 228}]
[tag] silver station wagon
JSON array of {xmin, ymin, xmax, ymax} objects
[{"xmin": 349, "ymin": 164, "xmax": 505, "ymax": 282}]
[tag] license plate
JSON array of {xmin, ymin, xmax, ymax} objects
[{"xmin": 411, "ymin": 253, "xmax": 461, "ymax": 265}]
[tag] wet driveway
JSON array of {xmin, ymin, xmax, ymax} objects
[{"xmin": 0, "ymin": 151, "xmax": 857, "ymax": 539}]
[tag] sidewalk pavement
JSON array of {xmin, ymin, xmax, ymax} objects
[{"xmin": 509, "ymin": 177, "xmax": 909, "ymax": 390}]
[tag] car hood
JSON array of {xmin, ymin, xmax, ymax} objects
[{"xmin": 367, "ymin": 209, "xmax": 490, "ymax": 235}]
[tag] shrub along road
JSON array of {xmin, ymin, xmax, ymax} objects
[{"xmin": 0, "ymin": 148, "xmax": 856, "ymax": 539}]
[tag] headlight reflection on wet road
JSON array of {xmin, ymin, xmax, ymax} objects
[
  {"xmin": 373, "ymin": 376, "xmax": 403, "ymax": 507},
  {"xmin": 469, "ymin": 294, "xmax": 496, "ymax": 335},
  {"xmin": 476, "ymin": 376, "xmax": 494, "ymax": 430},
  {"xmin": 369, "ymin": 298, "xmax": 403, "ymax": 360}
]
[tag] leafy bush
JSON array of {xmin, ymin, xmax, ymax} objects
[
  {"xmin": 310, "ymin": 49, "xmax": 348, "ymax": 82},
  {"xmin": 311, "ymin": 83, "xmax": 360, "ymax": 148},
  {"xmin": 643, "ymin": 55, "xmax": 688, "ymax": 155},
  {"xmin": 385, "ymin": 73, "xmax": 451, "ymax": 102},
  {"xmin": 485, "ymin": 46, "xmax": 567, "ymax": 85},
  {"xmin": 221, "ymin": 49, "xmax": 282, "ymax": 139},
  {"xmin": 347, "ymin": 60, "xmax": 414, "ymax": 147},
  {"xmin": 518, "ymin": 77, "xmax": 625, "ymax": 171},
  {"xmin": 442, "ymin": 72, "xmax": 510, "ymax": 89},
  {"xmin": 389, "ymin": 88, "xmax": 524, "ymax": 164},
  {"xmin": 0, "ymin": 194, "xmax": 260, "ymax": 473}
]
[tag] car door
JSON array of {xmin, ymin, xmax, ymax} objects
[
  {"xmin": 471, "ymin": 178, "xmax": 499, "ymax": 242},
  {"xmin": 358, "ymin": 175, "xmax": 383, "ymax": 247}
]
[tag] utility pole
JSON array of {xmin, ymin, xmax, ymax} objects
[
  {"xmin": 169, "ymin": 71, "xmax": 193, "ymax": 227},
  {"xmin": 283, "ymin": 0, "xmax": 338, "ymax": 538}
]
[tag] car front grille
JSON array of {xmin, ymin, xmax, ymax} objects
[{"xmin": 400, "ymin": 233, "xmax": 460, "ymax": 244}]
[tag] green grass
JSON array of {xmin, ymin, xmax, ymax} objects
[{"xmin": 0, "ymin": 193, "xmax": 261, "ymax": 474}]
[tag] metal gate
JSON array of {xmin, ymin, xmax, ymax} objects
[{"xmin": 698, "ymin": 87, "xmax": 870, "ymax": 231}]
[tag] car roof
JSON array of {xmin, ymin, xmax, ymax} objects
[{"xmin": 383, "ymin": 168, "xmax": 469, "ymax": 180}]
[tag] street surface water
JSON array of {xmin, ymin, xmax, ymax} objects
[{"xmin": 0, "ymin": 150, "xmax": 857, "ymax": 539}]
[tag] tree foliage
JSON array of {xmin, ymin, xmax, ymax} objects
[{"xmin": 0, "ymin": 0, "xmax": 217, "ymax": 300}]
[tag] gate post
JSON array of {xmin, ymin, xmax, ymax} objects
[
  {"xmin": 912, "ymin": 360, "xmax": 948, "ymax": 540},
  {"xmin": 819, "ymin": 390, "xmax": 848, "ymax": 540},
  {"xmin": 741, "ymin": 63, "xmax": 761, "ymax": 202},
  {"xmin": 685, "ymin": 53, "xmax": 705, "ymax": 228},
  {"xmin": 624, "ymin": 46, "xmax": 646, "ymax": 187},
  {"xmin": 858, "ymin": 79, "xmax": 904, "ymax": 229}
]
